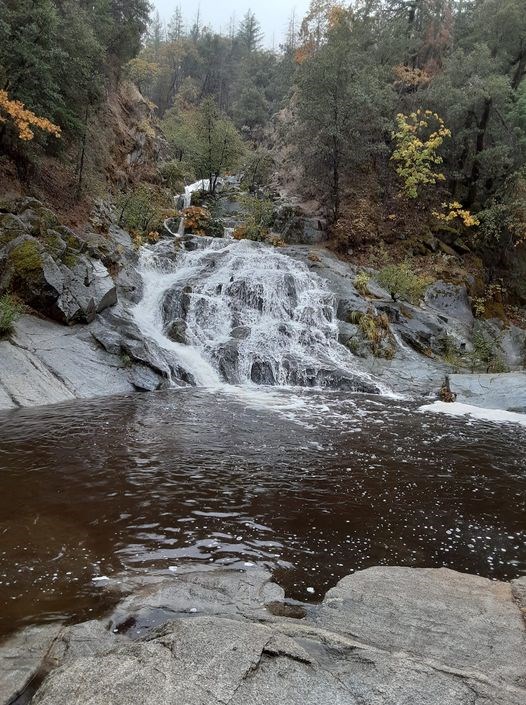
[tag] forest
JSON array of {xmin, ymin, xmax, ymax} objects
[{"xmin": 1, "ymin": 1, "xmax": 526, "ymax": 304}]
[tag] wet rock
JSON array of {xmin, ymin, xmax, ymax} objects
[
  {"xmin": 165, "ymin": 318, "xmax": 187, "ymax": 344},
  {"xmin": 250, "ymin": 359, "xmax": 275, "ymax": 385},
  {"xmin": 0, "ymin": 338, "xmax": 75, "ymax": 408},
  {"xmin": 231, "ymin": 325, "xmax": 251, "ymax": 340},
  {"xmin": 0, "ymin": 315, "xmax": 135, "ymax": 410},
  {"xmin": 0, "ymin": 624, "xmax": 63, "ymax": 705},
  {"xmin": 314, "ymin": 566, "xmax": 526, "ymax": 687},
  {"xmin": 425, "ymin": 281, "xmax": 474, "ymax": 325},
  {"xmin": 51, "ymin": 258, "xmax": 117, "ymax": 325},
  {"xmin": 108, "ymin": 567, "xmax": 284, "ymax": 637},
  {"xmin": 273, "ymin": 204, "xmax": 326, "ymax": 245},
  {"xmin": 91, "ymin": 325, "xmax": 123, "ymax": 355},
  {"xmin": 215, "ymin": 340, "xmax": 240, "ymax": 383},
  {"xmin": 448, "ymin": 372, "xmax": 526, "ymax": 412},
  {"xmin": 129, "ymin": 365, "xmax": 164, "ymax": 392},
  {"xmin": 28, "ymin": 567, "xmax": 526, "ymax": 705},
  {"xmin": 162, "ymin": 284, "xmax": 193, "ymax": 323},
  {"xmin": 0, "ymin": 621, "xmax": 120, "ymax": 705},
  {"xmin": 483, "ymin": 321, "xmax": 526, "ymax": 369}
]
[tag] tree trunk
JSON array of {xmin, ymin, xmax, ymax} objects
[
  {"xmin": 75, "ymin": 105, "xmax": 90, "ymax": 201},
  {"xmin": 466, "ymin": 98, "xmax": 492, "ymax": 208}
]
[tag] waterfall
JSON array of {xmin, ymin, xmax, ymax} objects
[
  {"xmin": 132, "ymin": 242, "xmax": 221, "ymax": 387},
  {"xmin": 177, "ymin": 179, "xmax": 212, "ymax": 236},
  {"xmin": 132, "ymin": 236, "xmax": 382, "ymax": 394}
]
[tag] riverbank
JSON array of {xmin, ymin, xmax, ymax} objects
[
  {"xmin": 1, "ymin": 564, "xmax": 525, "ymax": 705},
  {"xmin": 1, "ymin": 193, "xmax": 525, "ymax": 412}
]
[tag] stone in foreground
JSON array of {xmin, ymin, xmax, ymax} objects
[{"xmin": 16, "ymin": 566, "xmax": 526, "ymax": 705}]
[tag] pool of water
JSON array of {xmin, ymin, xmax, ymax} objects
[{"xmin": 1, "ymin": 387, "xmax": 525, "ymax": 639}]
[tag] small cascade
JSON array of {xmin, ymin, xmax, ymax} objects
[
  {"xmin": 132, "ymin": 241, "xmax": 221, "ymax": 387},
  {"xmin": 177, "ymin": 179, "xmax": 211, "ymax": 236},
  {"xmin": 132, "ymin": 236, "xmax": 383, "ymax": 393}
]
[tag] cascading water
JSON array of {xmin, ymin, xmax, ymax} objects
[
  {"xmin": 177, "ymin": 179, "xmax": 211, "ymax": 236},
  {"xmin": 132, "ymin": 241, "xmax": 221, "ymax": 387},
  {"xmin": 132, "ymin": 235, "xmax": 383, "ymax": 394}
]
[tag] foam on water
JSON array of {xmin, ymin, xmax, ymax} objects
[{"xmin": 419, "ymin": 401, "xmax": 526, "ymax": 427}]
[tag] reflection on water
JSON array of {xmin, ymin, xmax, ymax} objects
[{"xmin": 0, "ymin": 387, "xmax": 525, "ymax": 639}]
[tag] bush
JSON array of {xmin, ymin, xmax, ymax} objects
[
  {"xmin": 117, "ymin": 184, "xmax": 176, "ymax": 236},
  {"xmin": 354, "ymin": 271, "xmax": 371, "ymax": 296},
  {"xmin": 0, "ymin": 294, "xmax": 23, "ymax": 337},
  {"xmin": 237, "ymin": 194, "xmax": 274, "ymax": 241},
  {"xmin": 158, "ymin": 161, "xmax": 192, "ymax": 193},
  {"xmin": 182, "ymin": 206, "xmax": 211, "ymax": 235},
  {"xmin": 468, "ymin": 325, "xmax": 509, "ymax": 373},
  {"xmin": 376, "ymin": 261, "xmax": 432, "ymax": 303},
  {"xmin": 348, "ymin": 309, "xmax": 395, "ymax": 359}
]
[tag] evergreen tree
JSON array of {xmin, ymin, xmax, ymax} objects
[{"xmin": 237, "ymin": 11, "xmax": 263, "ymax": 54}]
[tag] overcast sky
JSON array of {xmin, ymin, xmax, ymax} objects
[{"xmin": 152, "ymin": 1, "xmax": 311, "ymax": 48}]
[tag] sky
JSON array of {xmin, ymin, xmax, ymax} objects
[{"xmin": 152, "ymin": 1, "xmax": 311, "ymax": 48}]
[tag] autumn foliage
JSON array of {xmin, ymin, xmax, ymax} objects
[
  {"xmin": 391, "ymin": 110, "xmax": 450, "ymax": 199},
  {"xmin": 0, "ymin": 90, "xmax": 61, "ymax": 142}
]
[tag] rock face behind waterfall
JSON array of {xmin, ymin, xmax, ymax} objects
[{"xmin": 159, "ymin": 237, "xmax": 381, "ymax": 393}]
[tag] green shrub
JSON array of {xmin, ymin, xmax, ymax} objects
[
  {"xmin": 347, "ymin": 309, "xmax": 396, "ymax": 359},
  {"xmin": 354, "ymin": 271, "xmax": 371, "ymax": 296},
  {"xmin": 0, "ymin": 294, "xmax": 23, "ymax": 336},
  {"xmin": 238, "ymin": 194, "xmax": 274, "ymax": 242},
  {"xmin": 117, "ymin": 184, "xmax": 175, "ymax": 236},
  {"xmin": 376, "ymin": 261, "xmax": 432, "ymax": 304},
  {"xmin": 468, "ymin": 325, "xmax": 509, "ymax": 373},
  {"xmin": 158, "ymin": 161, "xmax": 192, "ymax": 193}
]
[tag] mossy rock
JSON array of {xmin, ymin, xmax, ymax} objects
[
  {"xmin": 482, "ymin": 301, "xmax": 507, "ymax": 322},
  {"xmin": 9, "ymin": 238, "xmax": 43, "ymax": 277},
  {"xmin": 431, "ymin": 223, "xmax": 461, "ymax": 243},
  {"xmin": 0, "ymin": 213, "xmax": 28, "ymax": 245},
  {"xmin": 55, "ymin": 227, "xmax": 87, "ymax": 254},
  {"xmin": 19, "ymin": 207, "xmax": 59, "ymax": 237},
  {"xmin": 62, "ymin": 250, "xmax": 80, "ymax": 269},
  {"xmin": 438, "ymin": 241, "xmax": 458, "ymax": 258},
  {"xmin": 42, "ymin": 230, "xmax": 67, "ymax": 259}
]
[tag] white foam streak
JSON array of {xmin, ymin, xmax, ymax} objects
[{"xmin": 419, "ymin": 401, "xmax": 526, "ymax": 427}]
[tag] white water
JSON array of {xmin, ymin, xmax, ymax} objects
[
  {"xmin": 132, "ymin": 236, "xmax": 384, "ymax": 393},
  {"xmin": 132, "ymin": 243, "xmax": 221, "ymax": 387},
  {"xmin": 420, "ymin": 401, "xmax": 526, "ymax": 427},
  {"xmin": 177, "ymin": 179, "xmax": 212, "ymax": 236}
]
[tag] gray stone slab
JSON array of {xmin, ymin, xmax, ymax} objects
[{"xmin": 449, "ymin": 372, "xmax": 526, "ymax": 412}]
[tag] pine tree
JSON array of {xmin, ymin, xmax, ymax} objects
[
  {"xmin": 167, "ymin": 6, "xmax": 185, "ymax": 42},
  {"xmin": 237, "ymin": 11, "xmax": 263, "ymax": 54}
]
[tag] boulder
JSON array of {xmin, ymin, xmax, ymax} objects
[
  {"xmin": 425, "ymin": 281, "xmax": 474, "ymax": 325},
  {"xmin": 165, "ymin": 318, "xmax": 187, "ymax": 344},
  {"xmin": 22, "ymin": 567, "xmax": 526, "ymax": 705},
  {"xmin": 448, "ymin": 372, "xmax": 526, "ymax": 412},
  {"xmin": 231, "ymin": 325, "xmax": 251, "ymax": 340},
  {"xmin": 129, "ymin": 365, "xmax": 164, "ymax": 392},
  {"xmin": 0, "ymin": 621, "xmax": 120, "ymax": 705}
]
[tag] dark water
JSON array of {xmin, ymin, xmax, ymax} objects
[{"xmin": 1, "ymin": 387, "xmax": 525, "ymax": 640}]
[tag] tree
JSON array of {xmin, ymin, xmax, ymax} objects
[
  {"xmin": 191, "ymin": 99, "xmax": 245, "ymax": 192},
  {"xmin": 237, "ymin": 11, "xmax": 263, "ymax": 54},
  {"xmin": 163, "ymin": 99, "xmax": 245, "ymax": 193},
  {"xmin": 126, "ymin": 57, "xmax": 161, "ymax": 93},
  {"xmin": 391, "ymin": 109, "xmax": 450, "ymax": 198},
  {"xmin": 0, "ymin": 90, "xmax": 61, "ymax": 141},
  {"xmin": 167, "ymin": 6, "xmax": 185, "ymax": 42},
  {"xmin": 295, "ymin": 10, "xmax": 393, "ymax": 220}
]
